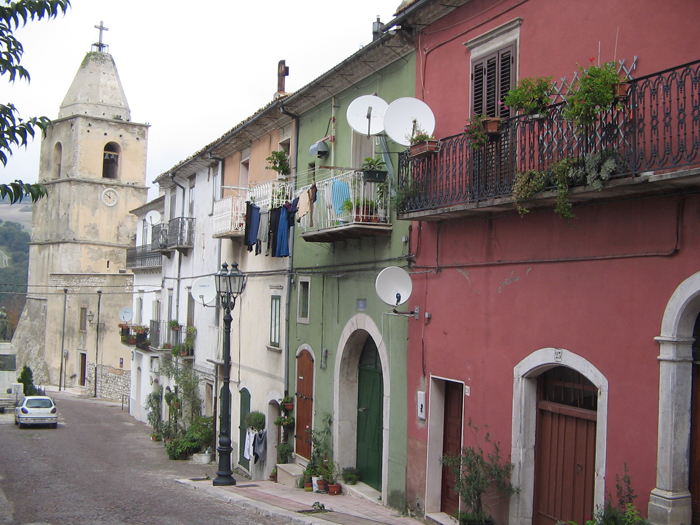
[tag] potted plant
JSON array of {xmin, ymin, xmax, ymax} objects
[
  {"xmin": 274, "ymin": 414, "xmax": 294, "ymax": 429},
  {"xmin": 408, "ymin": 127, "xmax": 439, "ymax": 158},
  {"xmin": 504, "ymin": 76, "xmax": 553, "ymax": 117},
  {"xmin": 281, "ymin": 395, "xmax": 294, "ymax": 412},
  {"xmin": 245, "ymin": 410, "xmax": 266, "ymax": 432},
  {"xmin": 323, "ymin": 461, "xmax": 341, "ymax": 495},
  {"xmin": 464, "ymin": 114, "xmax": 501, "ymax": 149},
  {"xmin": 276, "ymin": 442, "xmax": 293, "ymax": 464},
  {"xmin": 303, "ymin": 467, "xmax": 314, "ymax": 491},
  {"xmin": 342, "ymin": 198, "xmax": 378, "ymax": 222},
  {"xmin": 342, "ymin": 466, "xmax": 360, "ymax": 485},
  {"xmin": 265, "ymin": 150, "xmax": 291, "ymax": 178},
  {"xmin": 169, "ymin": 319, "xmax": 180, "ymax": 331},
  {"xmin": 269, "ymin": 466, "xmax": 278, "ymax": 482},
  {"xmin": 563, "ymin": 60, "xmax": 626, "ymax": 128},
  {"xmin": 440, "ymin": 419, "xmax": 518, "ymax": 525},
  {"xmin": 360, "ymin": 156, "xmax": 387, "ymax": 183},
  {"xmin": 127, "ymin": 335, "xmax": 137, "ymax": 345}
]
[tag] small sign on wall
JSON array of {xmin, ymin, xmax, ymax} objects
[
  {"xmin": 0, "ymin": 355, "xmax": 16, "ymax": 371},
  {"xmin": 417, "ymin": 391, "xmax": 426, "ymax": 420}
]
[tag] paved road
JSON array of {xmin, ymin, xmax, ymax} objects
[{"xmin": 0, "ymin": 391, "xmax": 289, "ymax": 525}]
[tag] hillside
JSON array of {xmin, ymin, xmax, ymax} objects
[{"xmin": 0, "ymin": 200, "xmax": 33, "ymax": 232}]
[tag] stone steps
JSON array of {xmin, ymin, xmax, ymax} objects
[{"xmin": 276, "ymin": 462, "xmax": 304, "ymax": 488}]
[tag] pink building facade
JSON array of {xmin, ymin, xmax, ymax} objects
[{"xmin": 394, "ymin": 1, "xmax": 700, "ymax": 525}]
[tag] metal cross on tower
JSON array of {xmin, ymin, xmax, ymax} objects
[{"xmin": 93, "ymin": 21, "xmax": 109, "ymax": 52}]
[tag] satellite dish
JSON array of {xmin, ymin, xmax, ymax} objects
[
  {"xmin": 384, "ymin": 97, "xmax": 436, "ymax": 146},
  {"xmin": 119, "ymin": 307, "xmax": 133, "ymax": 323},
  {"xmin": 375, "ymin": 266, "xmax": 413, "ymax": 307},
  {"xmin": 346, "ymin": 95, "xmax": 389, "ymax": 137},
  {"xmin": 192, "ymin": 277, "xmax": 217, "ymax": 306},
  {"xmin": 145, "ymin": 210, "xmax": 161, "ymax": 225}
]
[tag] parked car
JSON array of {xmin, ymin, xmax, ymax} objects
[{"xmin": 14, "ymin": 396, "xmax": 58, "ymax": 429}]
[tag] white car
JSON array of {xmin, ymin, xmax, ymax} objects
[{"xmin": 14, "ymin": 396, "xmax": 58, "ymax": 429}]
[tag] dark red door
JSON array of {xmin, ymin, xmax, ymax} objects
[
  {"xmin": 295, "ymin": 350, "xmax": 314, "ymax": 460},
  {"xmin": 441, "ymin": 381, "xmax": 463, "ymax": 515},
  {"xmin": 534, "ymin": 368, "xmax": 597, "ymax": 525}
]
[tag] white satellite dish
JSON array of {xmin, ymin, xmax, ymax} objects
[
  {"xmin": 145, "ymin": 210, "xmax": 161, "ymax": 225},
  {"xmin": 119, "ymin": 307, "xmax": 133, "ymax": 323},
  {"xmin": 384, "ymin": 97, "xmax": 436, "ymax": 146},
  {"xmin": 191, "ymin": 277, "xmax": 217, "ymax": 306},
  {"xmin": 375, "ymin": 266, "xmax": 413, "ymax": 307},
  {"xmin": 346, "ymin": 95, "xmax": 389, "ymax": 137}
]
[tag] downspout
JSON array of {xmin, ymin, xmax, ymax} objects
[
  {"xmin": 280, "ymin": 105, "xmax": 299, "ymax": 395},
  {"xmin": 170, "ymin": 173, "xmax": 186, "ymax": 324},
  {"xmin": 94, "ymin": 290, "xmax": 102, "ymax": 398},
  {"xmin": 59, "ymin": 288, "xmax": 67, "ymax": 391},
  {"xmin": 331, "ymin": 97, "xmax": 337, "ymax": 172}
]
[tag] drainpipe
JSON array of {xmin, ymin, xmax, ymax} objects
[
  {"xmin": 59, "ymin": 288, "xmax": 68, "ymax": 391},
  {"xmin": 279, "ymin": 105, "xmax": 299, "ymax": 395},
  {"xmin": 331, "ymin": 97, "xmax": 338, "ymax": 172},
  {"xmin": 94, "ymin": 290, "xmax": 102, "ymax": 398},
  {"xmin": 169, "ymin": 173, "xmax": 186, "ymax": 324}
]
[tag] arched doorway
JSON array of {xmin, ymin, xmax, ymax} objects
[
  {"xmin": 533, "ymin": 367, "xmax": 597, "ymax": 525},
  {"xmin": 691, "ymin": 315, "xmax": 700, "ymax": 525},
  {"xmin": 334, "ymin": 314, "xmax": 390, "ymax": 501},
  {"xmin": 295, "ymin": 348, "xmax": 314, "ymax": 460},
  {"xmin": 238, "ymin": 387, "xmax": 250, "ymax": 471},
  {"xmin": 357, "ymin": 336, "xmax": 383, "ymax": 491},
  {"xmin": 510, "ymin": 348, "xmax": 608, "ymax": 525}
]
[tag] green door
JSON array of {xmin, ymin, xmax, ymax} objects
[
  {"xmin": 356, "ymin": 337, "xmax": 383, "ymax": 491},
  {"xmin": 239, "ymin": 388, "xmax": 250, "ymax": 471}
]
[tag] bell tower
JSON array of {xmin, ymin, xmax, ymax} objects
[{"xmin": 13, "ymin": 24, "xmax": 148, "ymax": 398}]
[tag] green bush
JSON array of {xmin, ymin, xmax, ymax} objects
[
  {"xmin": 245, "ymin": 410, "xmax": 265, "ymax": 431},
  {"xmin": 17, "ymin": 365, "xmax": 37, "ymax": 396}
]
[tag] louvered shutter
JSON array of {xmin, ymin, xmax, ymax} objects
[{"xmin": 471, "ymin": 44, "xmax": 514, "ymax": 118}]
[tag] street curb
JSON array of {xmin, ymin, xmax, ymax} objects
[{"xmin": 175, "ymin": 479, "xmax": 331, "ymax": 525}]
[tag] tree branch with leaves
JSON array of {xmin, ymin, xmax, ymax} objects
[{"xmin": 0, "ymin": 0, "xmax": 71, "ymax": 202}]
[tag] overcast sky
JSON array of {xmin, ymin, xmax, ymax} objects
[{"xmin": 2, "ymin": 0, "xmax": 403, "ymax": 197}]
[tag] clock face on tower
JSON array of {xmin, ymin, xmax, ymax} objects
[{"xmin": 101, "ymin": 188, "xmax": 119, "ymax": 207}]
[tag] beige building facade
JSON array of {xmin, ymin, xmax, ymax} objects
[{"xmin": 13, "ymin": 48, "xmax": 148, "ymax": 399}]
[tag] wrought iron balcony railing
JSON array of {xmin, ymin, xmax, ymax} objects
[
  {"xmin": 396, "ymin": 60, "xmax": 700, "ymax": 218},
  {"xmin": 296, "ymin": 169, "xmax": 392, "ymax": 242},
  {"xmin": 212, "ymin": 180, "xmax": 292, "ymax": 238},
  {"xmin": 152, "ymin": 217, "xmax": 195, "ymax": 251},
  {"xmin": 126, "ymin": 245, "xmax": 162, "ymax": 270},
  {"xmin": 149, "ymin": 319, "xmax": 181, "ymax": 349}
]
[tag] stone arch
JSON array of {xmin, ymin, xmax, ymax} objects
[
  {"xmin": 509, "ymin": 348, "xmax": 608, "ymax": 525},
  {"xmin": 102, "ymin": 142, "xmax": 120, "ymax": 179},
  {"xmin": 647, "ymin": 272, "xmax": 700, "ymax": 525},
  {"xmin": 333, "ymin": 313, "xmax": 390, "ymax": 501},
  {"xmin": 53, "ymin": 142, "xmax": 62, "ymax": 178}
]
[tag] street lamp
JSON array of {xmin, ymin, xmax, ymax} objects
[{"xmin": 212, "ymin": 262, "xmax": 247, "ymax": 486}]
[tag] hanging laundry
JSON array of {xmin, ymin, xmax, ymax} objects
[
  {"xmin": 275, "ymin": 206, "xmax": 290, "ymax": 257},
  {"xmin": 287, "ymin": 197, "xmax": 299, "ymax": 226},
  {"xmin": 253, "ymin": 429, "xmax": 267, "ymax": 464},
  {"xmin": 331, "ymin": 179, "xmax": 350, "ymax": 216},
  {"xmin": 256, "ymin": 209, "xmax": 269, "ymax": 256},
  {"xmin": 243, "ymin": 428, "xmax": 255, "ymax": 460},
  {"xmin": 308, "ymin": 183, "xmax": 317, "ymax": 227},
  {"xmin": 297, "ymin": 191, "xmax": 311, "ymax": 221},
  {"xmin": 244, "ymin": 202, "xmax": 260, "ymax": 251},
  {"xmin": 268, "ymin": 207, "xmax": 281, "ymax": 257}
]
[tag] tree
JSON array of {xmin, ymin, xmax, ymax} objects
[{"xmin": 1, "ymin": 0, "xmax": 71, "ymax": 203}]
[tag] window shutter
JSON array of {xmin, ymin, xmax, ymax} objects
[
  {"xmin": 497, "ymin": 45, "xmax": 514, "ymax": 118},
  {"xmin": 471, "ymin": 44, "xmax": 516, "ymax": 118}
]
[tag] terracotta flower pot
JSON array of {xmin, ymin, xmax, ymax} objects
[
  {"xmin": 317, "ymin": 479, "xmax": 328, "ymax": 492},
  {"xmin": 304, "ymin": 482, "xmax": 313, "ymax": 492},
  {"xmin": 409, "ymin": 140, "xmax": 440, "ymax": 158},
  {"xmin": 327, "ymin": 483, "xmax": 341, "ymax": 495}
]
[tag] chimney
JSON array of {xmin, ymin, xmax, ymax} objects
[
  {"xmin": 275, "ymin": 60, "xmax": 290, "ymax": 99},
  {"xmin": 372, "ymin": 16, "xmax": 382, "ymax": 41}
]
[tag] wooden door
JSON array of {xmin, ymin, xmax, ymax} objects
[
  {"xmin": 534, "ymin": 368, "xmax": 597, "ymax": 525},
  {"xmin": 238, "ymin": 388, "xmax": 250, "ymax": 471},
  {"xmin": 441, "ymin": 381, "xmax": 464, "ymax": 515},
  {"xmin": 79, "ymin": 352, "xmax": 86, "ymax": 386},
  {"xmin": 295, "ymin": 350, "xmax": 314, "ymax": 460},
  {"xmin": 356, "ymin": 337, "xmax": 383, "ymax": 491}
]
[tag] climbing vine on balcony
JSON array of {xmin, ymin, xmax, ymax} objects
[{"xmin": 512, "ymin": 158, "xmax": 576, "ymax": 220}]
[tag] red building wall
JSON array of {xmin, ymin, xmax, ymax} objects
[{"xmin": 404, "ymin": 0, "xmax": 699, "ymax": 517}]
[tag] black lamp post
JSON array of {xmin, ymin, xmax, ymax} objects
[{"xmin": 213, "ymin": 262, "xmax": 247, "ymax": 486}]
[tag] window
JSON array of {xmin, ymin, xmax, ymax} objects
[
  {"xmin": 167, "ymin": 289, "xmax": 173, "ymax": 322},
  {"xmin": 472, "ymin": 45, "xmax": 514, "ymax": 118},
  {"xmin": 53, "ymin": 142, "xmax": 62, "ymax": 178},
  {"xmin": 297, "ymin": 278, "xmax": 310, "ymax": 324},
  {"xmin": 188, "ymin": 180, "xmax": 195, "ymax": 217},
  {"xmin": 79, "ymin": 307, "xmax": 87, "ymax": 332},
  {"xmin": 170, "ymin": 191, "xmax": 177, "ymax": 220},
  {"xmin": 270, "ymin": 295, "xmax": 281, "ymax": 347},
  {"xmin": 135, "ymin": 295, "xmax": 143, "ymax": 325},
  {"xmin": 102, "ymin": 142, "xmax": 120, "ymax": 179},
  {"xmin": 152, "ymin": 299, "xmax": 161, "ymax": 321},
  {"xmin": 466, "ymin": 18, "xmax": 521, "ymax": 118},
  {"xmin": 186, "ymin": 288, "xmax": 195, "ymax": 327},
  {"xmin": 351, "ymin": 130, "xmax": 375, "ymax": 169}
]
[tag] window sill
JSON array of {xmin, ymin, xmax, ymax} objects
[{"xmin": 266, "ymin": 345, "xmax": 282, "ymax": 353}]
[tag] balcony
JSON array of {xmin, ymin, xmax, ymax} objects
[
  {"xmin": 152, "ymin": 217, "xmax": 195, "ymax": 253},
  {"xmin": 149, "ymin": 320, "xmax": 180, "ymax": 349},
  {"xmin": 396, "ymin": 60, "xmax": 700, "ymax": 220},
  {"xmin": 126, "ymin": 245, "xmax": 162, "ymax": 271},
  {"xmin": 297, "ymin": 169, "xmax": 392, "ymax": 242},
  {"xmin": 212, "ymin": 180, "xmax": 292, "ymax": 238}
]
